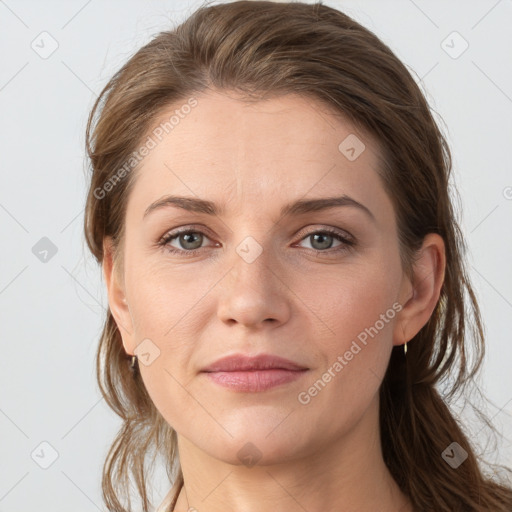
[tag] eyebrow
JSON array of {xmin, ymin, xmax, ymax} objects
[{"xmin": 143, "ymin": 194, "xmax": 375, "ymax": 222}]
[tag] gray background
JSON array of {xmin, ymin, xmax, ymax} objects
[{"xmin": 1, "ymin": 0, "xmax": 511, "ymax": 510}]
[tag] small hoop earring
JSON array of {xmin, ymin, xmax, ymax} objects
[
  {"xmin": 130, "ymin": 355, "xmax": 138, "ymax": 370},
  {"xmin": 404, "ymin": 342, "xmax": 408, "ymax": 356}
]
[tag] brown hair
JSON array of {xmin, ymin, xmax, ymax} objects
[{"xmin": 83, "ymin": 1, "xmax": 512, "ymax": 511}]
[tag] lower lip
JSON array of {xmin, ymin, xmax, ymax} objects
[{"xmin": 202, "ymin": 369, "xmax": 308, "ymax": 392}]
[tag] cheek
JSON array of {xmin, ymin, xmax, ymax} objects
[
  {"xmin": 297, "ymin": 260, "xmax": 400, "ymax": 400},
  {"xmin": 297, "ymin": 257, "xmax": 401, "ymax": 344},
  {"xmin": 125, "ymin": 254, "xmax": 209, "ymax": 338},
  {"xmin": 122, "ymin": 263, "xmax": 199, "ymax": 414}
]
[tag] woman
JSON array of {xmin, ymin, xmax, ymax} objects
[{"xmin": 83, "ymin": 1, "xmax": 512, "ymax": 511}]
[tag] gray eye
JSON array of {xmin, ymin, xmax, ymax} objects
[
  {"xmin": 175, "ymin": 232, "xmax": 204, "ymax": 250},
  {"xmin": 299, "ymin": 232, "xmax": 343, "ymax": 251},
  {"xmin": 309, "ymin": 233, "xmax": 334, "ymax": 250}
]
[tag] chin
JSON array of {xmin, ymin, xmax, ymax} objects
[{"xmin": 195, "ymin": 423, "xmax": 311, "ymax": 467}]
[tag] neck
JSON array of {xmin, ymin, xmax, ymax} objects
[{"xmin": 171, "ymin": 394, "xmax": 413, "ymax": 512}]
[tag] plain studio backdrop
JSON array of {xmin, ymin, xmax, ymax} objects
[{"xmin": 0, "ymin": 0, "xmax": 511, "ymax": 510}]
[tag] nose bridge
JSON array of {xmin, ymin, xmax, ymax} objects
[
  {"xmin": 231, "ymin": 231, "xmax": 278, "ymax": 291},
  {"xmin": 225, "ymin": 207, "xmax": 278, "ymax": 274},
  {"xmin": 216, "ymin": 227, "xmax": 291, "ymax": 327}
]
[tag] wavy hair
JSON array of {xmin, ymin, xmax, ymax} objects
[{"xmin": 83, "ymin": 1, "xmax": 512, "ymax": 510}]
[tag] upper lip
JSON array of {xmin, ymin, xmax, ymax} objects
[{"xmin": 201, "ymin": 354, "xmax": 308, "ymax": 372}]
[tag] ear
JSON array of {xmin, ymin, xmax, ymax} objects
[
  {"xmin": 102, "ymin": 236, "xmax": 135, "ymax": 355},
  {"xmin": 393, "ymin": 233, "xmax": 446, "ymax": 346}
]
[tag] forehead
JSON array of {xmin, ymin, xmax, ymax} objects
[{"xmin": 126, "ymin": 90, "xmax": 391, "ymax": 221}]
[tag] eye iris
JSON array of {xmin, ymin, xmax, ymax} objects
[
  {"xmin": 181, "ymin": 232, "xmax": 202, "ymax": 250},
  {"xmin": 311, "ymin": 233, "xmax": 333, "ymax": 250}
]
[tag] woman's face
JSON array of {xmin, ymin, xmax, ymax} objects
[{"xmin": 108, "ymin": 90, "xmax": 414, "ymax": 465}]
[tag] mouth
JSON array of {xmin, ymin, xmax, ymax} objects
[
  {"xmin": 201, "ymin": 354, "xmax": 309, "ymax": 393},
  {"xmin": 200, "ymin": 353, "xmax": 309, "ymax": 392},
  {"xmin": 202, "ymin": 368, "xmax": 309, "ymax": 392}
]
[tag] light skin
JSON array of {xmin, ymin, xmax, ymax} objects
[{"xmin": 103, "ymin": 89, "xmax": 445, "ymax": 512}]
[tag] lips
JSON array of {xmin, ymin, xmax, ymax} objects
[
  {"xmin": 200, "ymin": 353, "xmax": 309, "ymax": 392},
  {"xmin": 201, "ymin": 353, "xmax": 308, "ymax": 372}
]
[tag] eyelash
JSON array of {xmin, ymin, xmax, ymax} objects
[{"xmin": 157, "ymin": 225, "xmax": 356, "ymax": 257}]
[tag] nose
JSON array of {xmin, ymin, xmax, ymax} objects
[{"xmin": 216, "ymin": 238, "xmax": 292, "ymax": 330}]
